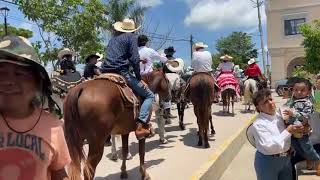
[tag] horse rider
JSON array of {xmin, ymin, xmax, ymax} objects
[
  {"xmin": 244, "ymin": 58, "xmax": 266, "ymax": 85},
  {"xmin": 83, "ymin": 53, "xmax": 102, "ymax": 79},
  {"xmin": 100, "ymin": 18, "xmax": 154, "ymax": 139},
  {"xmin": 58, "ymin": 48, "xmax": 76, "ymax": 75},
  {"xmin": 215, "ymin": 54, "xmax": 240, "ymax": 98},
  {"xmin": 191, "ymin": 42, "xmax": 212, "ymax": 73}
]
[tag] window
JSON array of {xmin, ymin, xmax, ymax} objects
[{"xmin": 284, "ymin": 18, "xmax": 306, "ymax": 36}]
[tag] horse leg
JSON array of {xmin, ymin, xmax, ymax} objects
[
  {"xmin": 155, "ymin": 107, "xmax": 167, "ymax": 143},
  {"xmin": 178, "ymin": 102, "xmax": 186, "ymax": 130},
  {"xmin": 139, "ymin": 139, "xmax": 151, "ymax": 180},
  {"xmin": 232, "ymin": 93, "xmax": 235, "ymax": 115},
  {"xmin": 120, "ymin": 134, "xmax": 129, "ymax": 179},
  {"xmin": 204, "ymin": 128, "xmax": 210, "ymax": 148},
  {"xmin": 197, "ymin": 124, "xmax": 203, "ymax": 146},
  {"xmin": 209, "ymin": 114, "xmax": 215, "ymax": 135},
  {"xmin": 84, "ymin": 137, "xmax": 105, "ymax": 180},
  {"xmin": 227, "ymin": 92, "xmax": 230, "ymax": 114},
  {"xmin": 110, "ymin": 135, "xmax": 118, "ymax": 161}
]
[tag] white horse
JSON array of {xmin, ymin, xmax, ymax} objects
[{"xmin": 244, "ymin": 78, "xmax": 258, "ymax": 112}]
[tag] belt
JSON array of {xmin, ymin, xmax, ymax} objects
[{"xmin": 269, "ymin": 150, "xmax": 291, "ymax": 157}]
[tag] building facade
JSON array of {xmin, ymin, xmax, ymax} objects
[{"xmin": 266, "ymin": 0, "xmax": 320, "ymax": 86}]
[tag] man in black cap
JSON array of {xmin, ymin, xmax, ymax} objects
[{"xmin": 83, "ymin": 54, "xmax": 101, "ymax": 79}]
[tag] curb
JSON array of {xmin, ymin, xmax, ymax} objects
[{"xmin": 190, "ymin": 116, "xmax": 256, "ymax": 180}]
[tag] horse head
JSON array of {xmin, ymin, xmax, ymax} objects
[{"xmin": 142, "ymin": 69, "xmax": 170, "ymax": 100}]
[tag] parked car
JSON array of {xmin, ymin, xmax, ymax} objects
[{"xmin": 274, "ymin": 79, "xmax": 288, "ymax": 96}]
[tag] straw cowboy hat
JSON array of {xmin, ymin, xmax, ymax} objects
[
  {"xmin": 194, "ymin": 42, "xmax": 208, "ymax": 49},
  {"xmin": 220, "ymin": 54, "xmax": 233, "ymax": 61},
  {"xmin": 166, "ymin": 58, "xmax": 184, "ymax": 73},
  {"xmin": 58, "ymin": 48, "xmax": 75, "ymax": 60},
  {"xmin": 248, "ymin": 58, "xmax": 256, "ymax": 65},
  {"xmin": 113, "ymin": 18, "xmax": 140, "ymax": 33},
  {"xmin": 96, "ymin": 53, "xmax": 103, "ymax": 61}
]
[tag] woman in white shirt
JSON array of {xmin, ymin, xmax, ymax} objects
[{"xmin": 251, "ymin": 89, "xmax": 303, "ymax": 180}]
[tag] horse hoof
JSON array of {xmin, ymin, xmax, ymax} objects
[
  {"xmin": 204, "ymin": 144, "xmax": 210, "ymax": 148},
  {"xmin": 197, "ymin": 141, "xmax": 202, "ymax": 146},
  {"xmin": 142, "ymin": 173, "xmax": 151, "ymax": 180},
  {"xmin": 120, "ymin": 172, "xmax": 128, "ymax": 179},
  {"xmin": 179, "ymin": 123, "xmax": 185, "ymax": 130},
  {"xmin": 109, "ymin": 153, "xmax": 118, "ymax": 161},
  {"xmin": 211, "ymin": 130, "xmax": 216, "ymax": 135}
]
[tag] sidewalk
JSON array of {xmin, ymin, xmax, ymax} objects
[{"xmin": 220, "ymin": 142, "xmax": 319, "ymax": 180}]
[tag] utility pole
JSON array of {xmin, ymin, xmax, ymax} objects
[
  {"xmin": 252, "ymin": 0, "xmax": 267, "ymax": 75},
  {"xmin": 0, "ymin": 7, "xmax": 10, "ymax": 36},
  {"xmin": 190, "ymin": 34, "xmax": 193, "ymax": 61}
]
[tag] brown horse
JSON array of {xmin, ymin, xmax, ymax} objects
[
  {"xmin": 188, "ymin": 72, "xmax": 215, "ymax": 148},
  {"xmin": 63, "ymin": 70, "xmax": 170, "ymax": 180},
  {"xmin": 221, "ymin": 88, "xmax": 236, "ymax": 115}
]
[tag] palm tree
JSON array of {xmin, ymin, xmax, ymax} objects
[{"xmin": 105, "ymin": 0, "xmax": 147, "ymax": 32}]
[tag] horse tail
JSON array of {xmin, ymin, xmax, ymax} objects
[
  {"xmin": 63, "ymin": 84, "xmax": 89, "ymax": 180},
  {"xmin": 196, "ymin": 78, "xmax": 212, "ymax": 130}
]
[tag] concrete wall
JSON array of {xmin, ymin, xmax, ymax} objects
[{"xmin": 267, "ymin": 0, "xmax": 320, "ymax": 85}]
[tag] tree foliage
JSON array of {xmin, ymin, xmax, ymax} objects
[
  {"xmin": 0, "ymin": 24, "xmax": 33, "ymax": 38},
  {"xmin": 14, "ymin": 0, "xmax": 108, "ymax": 64},
  {"xmin": 300, "ymin": 20, "xmax": 320, "ymax": 74},
  {"xmin": 212, "ymin": 32, "xmax": 258, "ymax": 69}
]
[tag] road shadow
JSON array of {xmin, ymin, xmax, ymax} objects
[
  {"xmin": 212, "ymin": 111, "xmax": 236, "ymax": 117},
  {"xmin": 162, "ymin": 122, "xmax": 193, "ymax": 132},
  {"xmin": 180, "ymin": 128, "xmax": 215, "ymax": 148},
  {"xmin": 95, "ymin": 158, "xmax": 165, "ymax": 180},
  {"xmin": 239, "ymin": 109, "xmax": 256, "ymax": 114}
]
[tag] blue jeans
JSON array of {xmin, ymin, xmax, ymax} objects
[
  {"xmin": 254, "ymin": 151, "xmax": 292, "ymax": 180},
  {"xmin": 291, "ymin": 135, "xmax": 320, "ymax": 161},
  {"xmin": 120, "ymin": 71, "xmax": 154, "ymax": 123}
]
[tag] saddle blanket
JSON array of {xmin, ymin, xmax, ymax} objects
[{"xmin": 217, "ymin": 72, "xmax": 240, "ymax": 96}]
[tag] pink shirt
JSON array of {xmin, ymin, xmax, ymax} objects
[{"xmin": 0, "ymin": 108, "xmax": 71, "ymax": 180}]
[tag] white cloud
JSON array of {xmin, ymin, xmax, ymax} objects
[
  {"xmin": 137, "ymin": 0, "xmax": 163, "ymax": 7},
  {"xmin": 184, "ymin": 0, "xmax": 266, "ymax": 31}
]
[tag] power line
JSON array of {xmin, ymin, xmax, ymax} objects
[{"xmin": 0, "ymin": 0, "xmax": 17, "ymax": 5}]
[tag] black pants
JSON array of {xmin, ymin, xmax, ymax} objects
[{"xmin": 291, "ymin": 144, "xmax": 320, "ymax": 180}]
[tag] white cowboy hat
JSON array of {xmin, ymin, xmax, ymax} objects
[
  {"xmin": 166, "ymin": 58, "xmax": 184, "ymax": 73},
  {"xmin": 248, "ymin": 58, "xmax": 256, "ymax": 65},
  {"xmin": 194, "ymin": 42, "xmax": 208, "ymax": 48},
  {"xmin": 113, "ymin": 18, "xmax": 141, "ymax": 33},
  {"xmin": 96, "ymin": 53, "xmax": 103, "ymax": 61},
  {"xmin": 58, "ymin": 48, "xmax": 75, "ymax": 60},
  {"xmin": 220, "ymin": 54, "xmax": 233, "ymax": 61}
]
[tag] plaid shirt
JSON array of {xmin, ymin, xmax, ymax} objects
[{"xmin": 101, "ymin": 32, "xmax": 141, "ymax": 80}]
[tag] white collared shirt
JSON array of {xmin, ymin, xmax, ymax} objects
[
  {"xmin": 191, "ymin": 50, "xmax": 213, "ymax": 72},
  {"xmin": 139, "ymin": 46, "xmax": 167, "ymax": 75},
  {"xmin": 252, "ymin": 111, "xmax": 291, "ymax": 155}
]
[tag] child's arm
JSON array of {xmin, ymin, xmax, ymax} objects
[{"xmin": 52, "ymin": 168, "xmax": 68, "ymax": 180}]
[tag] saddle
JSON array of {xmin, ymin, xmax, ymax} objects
[
  {"xmin": 95, "ymin": 73, "xmax": 140, "ymax": 118},
  {"xmin": 51, "ymin": 71, "xmax": 83, "ymax": 96}
]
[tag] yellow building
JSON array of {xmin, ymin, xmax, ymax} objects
[{"xmin": 266, "ymin": 0, "xmax": 320, "ymax": 86}]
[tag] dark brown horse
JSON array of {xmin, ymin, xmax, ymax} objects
[
  {"xmin": 188, "ymin": 72, "xmax": 215, "ymax": 148},
  {"xmin": 63, "ymin": 70, "xmax": 170, "ymax": 180},
  {"xmin": 221, "ymin": 88, "xmax": 236, "ymax": 115}
]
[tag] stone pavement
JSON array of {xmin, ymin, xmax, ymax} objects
[{"xmin": 90, "ymin": 99, "xmax": 258, "ymax": 180}]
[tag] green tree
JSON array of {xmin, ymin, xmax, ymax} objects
[
  {"xmin": 0, "ymin": 24, "xmax": 33, "ymax": 38},
  {"xmin": 300, "ymin": 20, "xmax": 320, "ymax": 74},
  {"xmin": 212, "ymin": 32, "xmax": 258, "ymax": 69},
  {"xmin": 14, "ymin": 0, "xmax": 108, "ymax": 65}
]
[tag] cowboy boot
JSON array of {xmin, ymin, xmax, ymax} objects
[{"xmin": 135, "ymin": 121, "xmax": 151, "ymax": 140}]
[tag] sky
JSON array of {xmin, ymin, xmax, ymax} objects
[{"xmin": 0, "ymin": 0, "xmax": 269, "ymax": 71}]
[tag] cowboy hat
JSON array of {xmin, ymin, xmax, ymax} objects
[
  {"xmin": 164, "ymin": 46, "xmax": 176, "ymax": 55},
  {"xmin": 194, "ymin": 42, "xmax": 208, "ymax": 49},
  {"xmin": 0, "ymin": 36, "xmax": 51, "ymax": 92},
  {"xmin": 220, "ymin": 54, "xmax": 233, "ymax": 61},
  {"xmin": 113, "ymin": 18, "xmax": 140, "ymax": 33},
  {"xmin": 58, "ymin": 48, "xmax": 75, "ymax": 60},
  {"xmin": 248, "ymin": 58, "xmax": 256, "ymax": 65},
  {"xmin": 96, "ymin": 53, "xmax": 103, "ymax": 61},
  {"xmin": 85, "ymin": 54, "xmax": 100, "ymax": 63},
  {"xmin": 166, "ymin": 58, "xmax": 184, "ymax": 73}
]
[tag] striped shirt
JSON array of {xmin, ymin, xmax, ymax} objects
[{"xmin": 101, "ymin": 32, "xmax": 141, "ymax": 80}]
